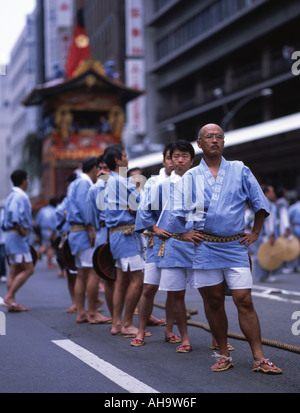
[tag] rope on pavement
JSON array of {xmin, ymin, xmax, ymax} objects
[
  {"xmin": 153, "ymin": 302, "xmax": 300, "ymax": 355},
  {"xmin": 186, "ymin": 320, "xmax": 300, "ymax": 355}
]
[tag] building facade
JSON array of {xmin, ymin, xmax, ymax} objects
[
  {"xmin": 143, "ymin": 0, "xmax": 300, "ymax": 192},
  {"xmin": 77, "ymin": 0, "xmax": 126, "ymax": 81},
  {"xmin": 0, "ymin": 8, "xmax": 41, "ymax": 201}
]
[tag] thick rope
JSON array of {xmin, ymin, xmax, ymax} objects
[{"xmin": 154, "ymin": 302, "xmax": 300, "ymax": 355}]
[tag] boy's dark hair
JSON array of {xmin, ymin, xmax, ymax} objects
[
  {"xmin": 103, "ymin": 144, "xmax": 124, "ymax": 171},
  {"xmin": 82, "ymin": 156, "xmax": 98, "ymax": 173},
  {"xmin": 163, "ymin": 143, "xmax": 175, "ymax": 159},
  {"xmin": 127, "ymin": 167, "xmax": 142, "ymax": 177},
  {"xmin": 49, "ymin": 197, "xmax": 58, "ymax": 207},
  {"xmin": 170, "ymin": 140, "xmax": 195, "ymax": 160},
  {"xmin": 10, "ymin": 170, "xmax": 27, "ymax": 187},
  {"xmin": 65, "ymin": 172, "xmax": 77, "ymax": 183},
  {"xmin": 97, "ymin": 154, "xmax": 105, "ymax": 165}
]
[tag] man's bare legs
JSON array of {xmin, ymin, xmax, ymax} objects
[
  {"xmin": 5, "ymin": 262, "xmax": 34, "ymax": 307},
  {"xmin": 74, "ymin": 267, "xmax": 88, "ymax": 322},
  {"xmin": 75, "ymin": 267, "xmax": 111, "ymax": 323},
  {"xmin": 200, "ymin": 284, "xmax": 282, "ymax": 372},
  {"xmin": 132, "ymin": 285, "xmax": 178, "ymax": 345},
  {"xmin": 134, "ymin": 283, "xmax": 158, "ymax": 341},
  {"xmin": 231, "ymin": 289, "xmax": 264, "ymax": 361},
  {"xmin": 110, "ymin": 267, "xmax": 143, "ymax": 336},
  {"xmin": 172, "ymin": 290, "xmax": 191, "ymax": 349},
  {"xmin": 104, "ymin": 279, "xmax": 114, "ymax": 317},
  {"xmin": 65, "ymin": 271, "xmax": 77, "ymax": 313},
  {"xmin": 199, "ymin": 283, "xmax": 229, "ymax": 357},
  {"xmin": 111, "ymin": 267, "xmax": 128, "ymax": 334},
  {"xmin": 122, "ymin": 269, "xmax": 143, "ymax": 335}
]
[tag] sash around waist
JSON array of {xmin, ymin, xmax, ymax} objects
[
  {"xmin": 109, "ymin": 224, "xmax": 135, "ymax": 236},
  {"xmin": 7, "ymin": 229, "xmax": 30, "ymax": 237},
  {"xmin": 70, "ymin": 224, "xmax": 88, "ymax": 233},
  {"xmin": 158, "ymin": 231, "xmax": 244, "ymax": 257}
]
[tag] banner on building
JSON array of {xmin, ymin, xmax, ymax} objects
[
  {"xmin": 125, "ymin": 59, "xmax": 146, "ymax": 135},
  {"xmin": 56, "ymin": 0, "xmax": 73, "ymax": 28},
  {"xmin": 125, "ymin": 0, "xmax": 144, "ymax": 57}
]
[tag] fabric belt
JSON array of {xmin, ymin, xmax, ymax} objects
[
  {"xmin": 70, "ymin": 224, "xmax": 88, "ymax": 233},
  {"xmin": 109, "ymin": 224, "xmax": 135, "ymax": 236},
  {"xmin": 7, "ymin": 229, "xmax": 30, "ymax": 237},
  {"xmin": 158, "ymin": 231, "xmax": 244, "ymax": 257},
  {"xmin": 142, "ymin": 230, "xmax": 156, "ymax": 248}
]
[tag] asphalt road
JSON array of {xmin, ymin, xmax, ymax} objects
[{"xmin": 0, "ymin": 257, "xmax": 300, "ymax": 396}]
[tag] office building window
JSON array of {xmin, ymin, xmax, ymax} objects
[{"xmin": 156, "ymin": 0, "xmax": 259, "ymax": 61}]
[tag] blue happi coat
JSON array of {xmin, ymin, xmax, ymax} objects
[
  {"xmin": 137, "ymin": 171, "xmax": 195, "ymax": 268},
  {"xmin": 67, "ymin": 173, "xmax": 94, "ymax": 254},
  {"xmin": 86, "ymin": 178, "xmax": 108, "ymax": 248},
  {"xmin": 103, "ymin": 171, "xmax": 143, "ymax": 260},
  {"xmin": 3, "ymin": 187, "xmax": 32, "ymax": 255},
  {"xmin": 159, "ymin": 157, "xmax": 269, "ymax": 269},
  {"xmin": 135, "ymin": 175, "xmax": 164, "ymax": 264}
]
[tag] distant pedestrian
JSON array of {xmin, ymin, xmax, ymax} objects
[
  {"xmin": 0, "ymin": 205, "xmax": 7, "ymax": 283},
  {"xmin": 1, "ymin": 170, "xmax": 34, "ymax": 312},
  {"xmin": 35, "ymin": 197, "xmax": 58, "ymax": 270},
  {"xmin": 66, "ymin": 157, "xmax": 111, "ymax": 324},
  {"xmin": 103, "ymin": 144, "xmax": 144, "ymax": 337}
]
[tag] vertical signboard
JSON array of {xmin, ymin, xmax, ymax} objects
[
  {"xmin": 126, "ymin": 0, "xmax": 144, "ymax": 57},
  {"xmin": 125, "ymin": 0, "xmax": 146, "ymax": 136},
  {"xmin": 44, "ymin": 0, "xmax": 74, "ymax": 79},
  {"xmin": 56, "ymin": 0, "xmax": 73, "ymax": 28},
  {"xmin": 126, "ymin": 59, "xmax": 146, "ymax": 135}
]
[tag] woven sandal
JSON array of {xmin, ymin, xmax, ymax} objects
[
  {"xmin": 165, "ymin": 333, "xmax": 182, "ymax": 344},
  {"xmin": 211, "ymin": 352, "xmax": 234, "ymax": 372},
  {"xmin": 130, "ymin": 338, "xmax": 145, "ymax": 347},
  {"xmin": 252, "ymin": 358, "xmax": 282, "ymax": 374},
  {"xmin": 210, "ymin": 342, "xmax": 235, "ymax": 351},
  {"xmin": 176, "ymin": 343, "xmax": 193, "ymax": 353}
]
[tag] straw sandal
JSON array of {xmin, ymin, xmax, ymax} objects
[
  {"xmin": 165, "ymin": 333, "xmax": 181, "ymax": 344},
  {"xmin": 176, "ymin": 343, "xmax": 193, "ymax": 353},
  {"xmin": 252, "ymin": 358, "xmax": 282, "ymax": 374},
  {"xmin": 130, "ymin": 338, "xmax": 145, "ymax": 347},
  {"xmin": 211, "ymin": 352, "xmax": 234, "ymax": 372},
  {"xmin": 210, "ymin": 342, "xmax": 235, "ymax": 351}
]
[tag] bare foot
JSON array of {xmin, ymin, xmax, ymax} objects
[
  {"xmin": 66, "ymin": 305, "xmax": 77, "ymax": 313},
  {"xmin": 111, "ymin": 325, "xmax": 122, "ymax": 336},
  {"xmin": 87, "ymin": 313, "xmax": 112, "ymax": 324},
  {"xmin": 76, "ymin": 312, "xmax": 88, "ymax": 323},
  {"xmin": 121, "ymin": 325, "xmax": 139, "ymax": 337}
]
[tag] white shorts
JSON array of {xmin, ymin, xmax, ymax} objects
[
  {"xmin": 144, "ymin": 262, "xmax": 161, "ymax": 285},
  {"xmin": 74, "ymin": 247, "xmax": 94, "ymax": 268},
  {"xmin": 188, "ymin": 267, "xmax": 253, "ymax": 290},
  {"xmin": 115, "ymin": 254, "xmax": 144, "ymax": 272},
  {"xmin": 7, "ymin": 253, "xmax": 32, "ymax": 265},
  {"xmin": 159, "ymin": 268, "xmax": 191, "ymax": 292}
]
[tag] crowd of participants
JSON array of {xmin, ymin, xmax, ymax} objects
[{"xmin": 2, "ymin": 122, "xmax": 299, "ymax": 374}]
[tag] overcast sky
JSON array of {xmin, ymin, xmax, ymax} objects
[{"xmin": 0, "ymin": 0, "xmax": 36, "ymax": 64}]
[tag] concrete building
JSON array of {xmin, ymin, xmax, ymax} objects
[
  {"xmin": 0, "ymin": 9, "xmax": 40, "ymax": 201},
  {"xmin": 44, "ymin": 0, "xmax": 74, "ymax": 80},
  {"xmin": 0, "ymin": 0, "xmax": 76, "ymax": 202},
  {"xmin": 133, "ymin": 0, "xmax": 300, "ymax": 192}
]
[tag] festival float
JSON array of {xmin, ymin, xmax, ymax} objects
[{"xmin": 23, "ymin": 10, "xmax": 144, "ymax": 201}]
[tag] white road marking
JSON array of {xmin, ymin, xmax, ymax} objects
[
  {"xmin": 52, "ymin": 339, "xmax": 160, "ymax": 394},
  {"xmin": 252, "ymin": 285, "xmax": 300, "ymax": 304}
]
